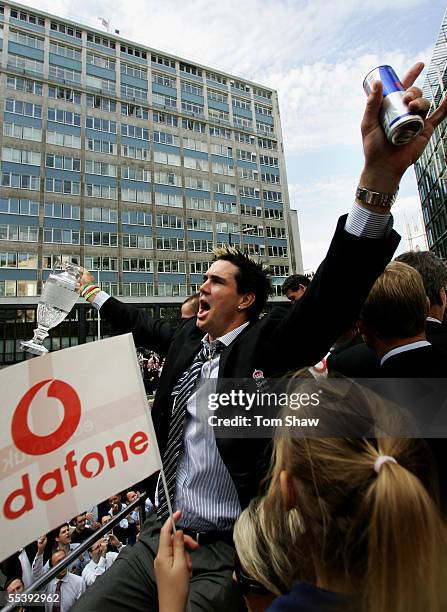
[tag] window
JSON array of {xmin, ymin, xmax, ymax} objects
[
  {"xmin": 154, "ymin": 192, "xmax": 183, "ymax": 208},
  {"xmin": 210, "ymin": 126, "xmax": 233, "ymax": 140},
  {"xmin": 85, "ymin": 184, "xmax": 117, "ymax": 199},
  {"xmin": 85, "ymin": 160, "xmax": 117, "ymax": 176},
  {"xmin": 85, "ymin": 256, "xmax": 118, "ymax": 271},
  {"xmin": 190, "ymin": 261, "xmax": 209, "ymax": 274},
  {"xmin": 182, "ymin": 118, "xmax": 206, "ymax": 133},
  {"xmin": 206, "ymin": 72, "xmax": 226, "ymax": 85},
  {"xmin": 215, "ymin": 200, "xmax": 237, "ymax": 214},
  {"xmin": 121, "ymin": 63, "xmax": 147, "ymax": 79},
  {"xmin": 0, "ymin": 252, "xmax": 38, "ymax": 268},
  {"xmin": 86, "ymin": 33, "xmax": 116, "ymax": 49},
  {"xmin": 6, "ymin": 76, "xmax": 43, "ymax": 96},
  {"xmin": 245, "ymin": 243, "xmax": 265, "ymax": 256},
  {"xmin": 241, "ymin": 204, "xmax": 262, "ymax": 217},
  {"xmin": 157, "ymin": 260, "xmax": 185, "ymax": 273},
  {"xmin": 239, "ymin": 186, "xmax": 260, "ymax": 198},
  {"xmin": 86, "ymin": 52, "xmax": 115, "ymax": 70},
  {"xmin": 188, "ymin": 239, "xmax": 213, "ymax": 252},
  {"xmin": 8, "ymin": 54, "xmax": 43, "ymax": 74},
  {"xmin": 121, "ymin": 84, "xmax": 148, "ymax": 101},
  {"xmin": 50, "ymin": 21, "xmax": 82, "ymax": 39},
  {"xmin": 253, "ymin": 87, "xmax": 272, "ymax": 100},
  {"xmin": 49, "ymin": 86, "xmax": 81, "ymax": 104},
  {"xmin": 1, "ymin": 173, "xmax": 39, "ymax": 190},
  {"xmin": 48, "ymin": 108, "xmax": 81, "ymax": 127},
  {"xmin": 255, "ymin": 104, "xmax": 273, "ymax": 116},
  {"xmin": 50, "ymin": 42, "xmax": 81, "ymax": 61},
  {"xmin": 264, "ymin": 208, "xmax": 284, "ymax": 220},
  {"xmin": 214, "ymin": 182, "xmax": 236, "ymax": 195},
  {"xmin": 156, "ymin": 283, "xmax": 187, "ymax": 297},
  {"xmin": 156, "ymin": 214, "xmax": 183, "ymax": 229},
  {"xmin": 212, "ymin": 162, "xmax": 234, "ymax": 176},
  {"xmin": 263, "ymin": 190, "xmax": 282, "ymax": 202},
  {"xmin": 49, "ymin": 65, "xmax": 81, "ymax": 83},
  {"xmin": 187, "ymin": 217, "xmax": 212, "ymax": 231},
  {"xmin": 122, "ymin": 167, "xmax": 150, "ymax": 182},
  {"xmin": 85, "ymin": 207, "xmax": 118, "ymax": 223},
  {"xmin": 184, "ymin": 176, "xmax": 209, "ymax": 190},
  {"xmin": 184, "ymin": 156, "xmax": 209, "ymax": 172},
  {"xmin": 85, "ymin": 75, "xmax": 116, "ymax": 93},
  {"xmin": 179, "ymin": 63, "xmax": 202, "ymax": 77},
  {"xmin": 0, "ymin": 225, "xmax": 39, "ymax": 242},
  {"xmin": 234, "ymin": 116, "xmax": 252, "ymax": 129},
  {"xmin": 154, "ymin": 171, "xmax": 181, "ymax": 187},
  {"xmin": 0, "ymin": 198, "xmax": 39, "ymax": 215},
  {"xmin": 258, "ymin": 137, "xmax": 278, "ymax": 150},
  {"xmin": 256, "ymin": 120, "xmax": 274, "ymax": 134},
  {"xmin": 181, "ymin": 101, "xmax": 204, "ymax": 116},
  {"xmin": 260, "ymin": 155, "xmax": 279, "ymax": 167},
  {"xmin": 120, "ymin": 44, "xmax": 147, "ymax": 60},
  {"xmin": 231, "ymin": 80, "xmax": 250, "ymax": 93},
  {"xmin": 266, "ymin": 226, "xmax": 286, "ymax": 238},
  {"xmin": 232, "ymin": 97, "xmax": 251, "ymax": 110},
  {"xmin": 121, "ymin": 188, "xmax": 150, "ymax": 203},
  {"xmin": 84, "ymin": 231, "xmax": 118, "ymax": 247},
  {"xmin": 43, "ymin": 254, "xmax": 80, "ymax": 269},
  {"xmin": 156, "ymin": 237, "xmax": 184, "ymax": 250},
  {"xmin": 4, "ymin": 123, "xmax": 42, "ymax": 142},
  {"xmin": 2, "ymin": 148, "xmax": 40, "ymax": 166},
  {"xmin": 238, "ymin": 167, "xmax": 258, "ymax": 180},
  {"xmin": 152, "ymin": 73, "xmax": 176, "ymax": 88},
  {"xmin": 86, "ymin": 139, "xmax": 117, "ymax": 155},
  {"xmin": 181, "ymin": 81, "xmax": 203, "ymax": 96},
  {"xmin": 10, "ymin": 30, "xmax": 44, "ymax": 49},
  {"xmin": 151, "ymin": 54, "xmax": 175, "ymax": 69},
  {"xmin": 186, "ymin": 197, "xmax": 211, "ymax": 211},
  {"xmin": 45, "ymin": 178, "xmax": 80, "ymax": 195},
  {"xmin": 153, "ymin": 131, "xmax": 180, "ymax": 147},
  {"xmin": 121, "ymin": 102, "xmax": 148, "ymax": 119},
  {"xmin": 268, "ymin": 245, "xmax": 288, "ymax": 257},
  {"xmin": 123, "ymin": 282, "xmax": 153, "ymax": 297},
  {"xmin": 11, "ymin": 9, "xmax": 45, "ymax": 27},
  {"xmin": 235, "ymin": 132, "xmax": 255, "ymax": 144},
  {"xmin": 154, "ymin": 151, "xmax": 181, "ymax": 166},
  {"xmin": 153, "ymin": 93, "xmax": 177, "ymax": 108},
  {"xmin": 153, "ymin": 111, "xmax": 178, "ymax": 127},
  {"xmin": 183, "ymin": 137, "xmax": 207, "ymax": 153},
  {"xmin": 121, "ymin": 124, "xmax": 150, "ymax": 140},
  {"xmin": 5, "ymin": 98, "xmax": 42, "ymax": 118},
  {"xmin": 121, "ymin": 144, "xmax": 148, "ymax": 160},
  {"xmin": 122, "ymin": 257, "xmax": 153, "ymax": 272},
  {"xmin": 122, "ymin": 210, "xmax": 151, "ymax": 226},
  {"xmin": 269, "ymin": 264, "xmax": 289, "ymax": 276},
  {"xmin": 44, "ymin": 202, "xmax": 80, "ymax": 219},
  {"xmin": 208, "ymin": 109, "xmax": 229, "ymax": 122},
  {"xmin": 215, "ymin": 221, "xmax": 238, "ymax": 233},
  {"xmin": 86, "ymin": 116, "xmax": 116, "ymax": 133},
  {"xmin": 208, "ymin": 90, "xmax": 228, "ymax": 103},
  {"xmin": 47, "ymin": 131, "xmax": 81, "ymax": 149},
  {"xmin": 87, "ymin": 95, "xmax": 116, "ymax": 112},
  {"xmin": 122, "ymin": 234, "xmax": 153, "ymax": 249},
  {"xmin": 237, "ymin": 149, "xmax": 256, "ymax": 162},
  {"xmin": 261, "ymin": 172, "xmax": 280, "ymax": 184}
]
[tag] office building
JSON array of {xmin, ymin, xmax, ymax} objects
[
  {"xmin": 415, "ymin": 9, "xmax": 447, "ymax": 258},
  {"xmin": 0, "ymin": 1, "xmax": 301, "ymax": 364}
]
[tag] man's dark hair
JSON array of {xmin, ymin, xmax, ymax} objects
[
  {"xmin": 213, "ymin": 247, "xmax": 272, "ymax": 320},
  {"xmin": 4, "ymin": 577, "xmax": 24, "ymax": 591},
  {"xmin": 395, "ymin": 251, "xmax": 447, "ymax": 306},
  {"xmin": 281, "ymin": 274, "xmax": 311, "ymax": 295},
  {"xmin": 50, "ymin": 549, "xmax": 66, "ymax": 567}
]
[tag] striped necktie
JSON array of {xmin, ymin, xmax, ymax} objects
[{"xmin": 157, "ymin": 341, "xmax": 225, "ymax": 523}]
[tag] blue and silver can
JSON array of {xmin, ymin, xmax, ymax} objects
[{"xmin": 363, "ymin": 65, "xmax": 424, "ymax": 145}]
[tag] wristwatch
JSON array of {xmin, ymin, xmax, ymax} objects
[{"xmin": 355, "ymin": 185, "xmax": 398, "ymax": 208}]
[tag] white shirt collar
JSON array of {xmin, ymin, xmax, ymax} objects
[
  {"xmin": 426, "ymin": 316, "xmax": 442, "ymax": 324},
  {"xmin": 381, "ymin": 340, "xmax": 431, "ymax": 366},
  {"xmin": 202, "ymin": 321, "xmax": 250, "ymax": 349}
]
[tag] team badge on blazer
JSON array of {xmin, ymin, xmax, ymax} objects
[
  {"xmin": 252, "ymin": 369, "xmax": 264, "ymax": 380},
  {"xmin": 252, "ymin": 368, "xmax": 269, "ymax": 391}
]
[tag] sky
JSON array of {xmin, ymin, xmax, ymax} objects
[{"xmin": 18, "ymin": 0, "xmax": 447, "ymax": 271}]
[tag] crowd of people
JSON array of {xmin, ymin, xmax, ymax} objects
[{"xmin": 2, "ymin": 62, "xmax": 447, "ymax": 612}]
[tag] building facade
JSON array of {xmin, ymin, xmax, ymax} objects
[
  {"xmin": 415, "ymin": 9, "xmax": 447, "ymax": 258},
  {"xmin": 0, "ymin": 1, "xmax": 300, "ymax": 364}
]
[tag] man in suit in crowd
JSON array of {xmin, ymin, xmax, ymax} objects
[
  {"xmin": 72, "ymin": 63, "xmax": 445, "ymax": 611},
  {"xmin": 358, "ymin": 261, "xmax": 447, "ymax": 376},
  {"xmin": 395, "ymin": 250, "xmax": 447, "ymax": 349},
  {"xmin": 281, "ymin": 274, "xmax": 310, "ymax": 302}
]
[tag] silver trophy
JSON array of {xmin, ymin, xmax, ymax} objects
[{"xmin": 21, "ymin": 263, "xmax": 82, "ymax": 356}]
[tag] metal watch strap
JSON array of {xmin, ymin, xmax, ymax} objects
[{"xmin": 355, "ymin": 185, "xmax": 398, "ymax": 208}]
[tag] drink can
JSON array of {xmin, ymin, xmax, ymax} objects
[{"xmin": 363, "ymin": 65, "xmax": 424, "ymax": 145}]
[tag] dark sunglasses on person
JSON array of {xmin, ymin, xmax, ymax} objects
[{"xmin": 234, "ymin": 553, "xmax": 271, "ymax": 596}]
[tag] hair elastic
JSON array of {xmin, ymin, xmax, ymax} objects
[{"xmin": 374, "ymin": 455, "xmax": 397, "ymax": 474}]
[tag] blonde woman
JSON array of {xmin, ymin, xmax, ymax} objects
[{"xmin": 155, "ymin": 380, "xmax": 447, "ymax": 612}]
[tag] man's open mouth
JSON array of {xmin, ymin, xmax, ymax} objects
[{"xmin": 198, "ymin": 299, "xmax": 211, "ymax": 317}]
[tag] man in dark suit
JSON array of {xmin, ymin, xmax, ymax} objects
[
  {"xmin": 395, "ymin": 250, "xmax": 447, "ymax": 350},
  {"xmin": 73, "ymin": 64, "xmax": 445, "ymax": 611}
]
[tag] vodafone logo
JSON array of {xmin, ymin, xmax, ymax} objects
[{"xmin": 12, "ymin": 380, "xmax": 81, "ymax": 456}]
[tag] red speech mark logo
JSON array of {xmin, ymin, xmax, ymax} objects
[{"xmin": 11, "ymin": 379, "xmax": 81, "ymax": 456}]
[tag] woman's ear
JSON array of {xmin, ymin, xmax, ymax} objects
[{"xmin": 280, "ymin": 470, "xmax": 297, "ymax": 511}]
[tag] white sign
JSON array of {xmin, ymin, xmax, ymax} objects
[{"xmin": 0, "ymin": 334, "xmax": 161, "ymax": 562}]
